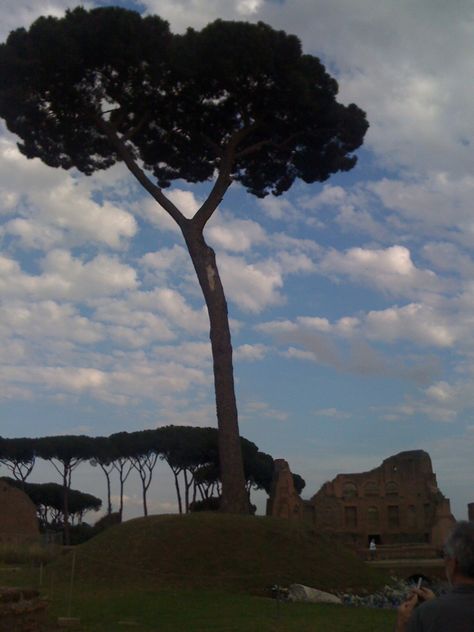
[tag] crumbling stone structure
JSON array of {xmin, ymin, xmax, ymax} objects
[
  {"xmin": 266, "ymin": 459, "xmax": 304, "ymax": 519},
  {"xmin": 0, "ymin": 480, "xmax": 39, "ymax": 544},
  {"xmin": 468, "ymin": 503, "xmax": 474, "ymax": 522},
  {"xmin": 267, "ymin": 450, "xmax": 455, "ymax": 548}
]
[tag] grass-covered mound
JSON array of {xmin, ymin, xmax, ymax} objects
[{"xmin": 52, "ymin": 514, "xmax": 388, "ymax": 594}]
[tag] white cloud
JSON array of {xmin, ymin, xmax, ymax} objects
[
  {"xmin": 218, "ymin": 254, "xmax": 284, "ymax": 313},
  {"xmin": 0, "ymin": 138, "xmax": 137, "ymax": 249},
  {"xmin": 0, "ymin": 365, "xmax": 108, "ymax": 395},
  {"xmin": 136, "ymin": 188, "xmax": 199, "ymax": 233},
  {"xmin": 258, "ymin": 315, "xmax": 440, "ymax": 384},
  {"xmin": 378, "ymin": 400, "xmax": 458, "ymax": 424},
  {"xmin": 234, "ymin": 343, "xmax": 267, "ymax": 361},
  {"xmin": 92, "ymin": 300, "xmax": 176, "ymax": 346},
  {"xmin": 258, "ymin": 196, "xmax": 302, "ymax": 222},
  {"xmin": 425, "ymin": 381, "xmax": 458, "ymax": 403},
  {"xmin": 0, "ymin": 0, "xmax": 83, "ymax": 40},
  {"xmin": 37, "ymin": 250, "xmax": 138, "ymax": 300},
  {"xmin": 242, "ymin": 400, "xmax": 288, "ymax": 422},
  {"xmin": 132, "ymin": 288, "xmax": 208, "ymax": 333},
  {"xmin": 236, "ymin": 0, "xmax": 262, "ymax": 15},
  {"xmin": 263, "ymin": 0, "xmax": 474, "ymax": 177},
  {"xmin": 0, "ymin": 300, "xmax": 103, "ymax": 345},
  {"xmin": 368, "ymin": 175, "xmax": 474, "ymax": 241},
  {"xmin": 152, "ymin": 342, "xmax": 212, "ymax": 368},
  {"xmin": 313, "ymin": 408, "xmax": 351, "ymax": 420},
  {"xmin": 301, "ymin": 185, "xmax": 348, "ymax": 210},
  {"xmin": 0, "ymin": 352, "xmax": 210, "ymax": 405},
  {"xmin": 422, "ymin": 242, "xmax": 474, "ymax": 278},
  {"xmin": 320, "ymin": 245, "xmax": 442, "ymax": 297},
  {"xmin": 365, "ymin": 303, "xmax": 455, "ymax": 348},
  {"xmin": 257, "ymin": 315, "xmax": 359, "ymax": 338},
  {"xmin": 142, "ymin": 0, "xmax": 247, "ymax": 32},
  {"xmin": 207, "ymin": 213, "xmax": 267, "ymax": 252},
  {"xmin": 140, "ymin": 245, "xmax": 189, "ymax": 272},
  {"xmin": 276, "ymin": 251, "xmax": 315, "ymax": 275}
]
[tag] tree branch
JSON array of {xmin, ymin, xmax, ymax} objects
[
  {"xmin": 235, "ymin": 138, "xmax": 271, "ymax": 159},
  {"xmin": 94, "ymin": 115, "xmax": 188, "ymax": 229},
  {"xmin": 192, "ymin": 123, "xmax": 259, "ymax": 230},
  {"xmin": 122, "ymin": 111, "xmax": 150, "ymax": 143},
  {"xmin": 235, "ymin": 131, "xmax": 304, "ymax": 159},
  {"xmin": 192, "ymin": 159, "xmax": 233, "ymax": 231}
]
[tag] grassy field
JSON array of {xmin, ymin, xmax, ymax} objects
[
  {"xmin": 1, "ymin": 569, "xmax": 397, "ymax": 632},
  {"xmin": 0, "ymin": 514, "xmax": 398, "ymax": 631},
  {"xmin": 62, "ymin": 588, "xmax": 397, "ymax": 632}
]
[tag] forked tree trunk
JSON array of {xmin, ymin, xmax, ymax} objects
[
  {"xmin": 99, "ymin": 463, "xmax": 113, "ymax": 514},
  {"xmin": 99, "ymin": 124, "xmax": 249, "ymax": 514},
  {"xmin": 183, "ymin": 225, "xmax": 249, "ymax": 514}
]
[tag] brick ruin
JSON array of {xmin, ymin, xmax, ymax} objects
[
  {"xmin": 0, "ymin": 480, "xmax": 39, "ymax": 544},
  {"xmin": 267, "ymin": 450, "xmax": 456, "ymax": 549},
  {"xmin": 266, "ymin": 458, "xmax": 304, "ymax": 520}
]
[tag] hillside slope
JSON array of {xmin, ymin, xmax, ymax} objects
[{"xmin": 54, "ymin": 513, "xmax": 388, "ymax": 593}]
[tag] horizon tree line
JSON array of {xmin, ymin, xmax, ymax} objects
[{"xmin": 0, "ymin": 427, "xmax": 305, "ymax": 544}]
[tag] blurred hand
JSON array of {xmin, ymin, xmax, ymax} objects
[
  {"xmin": 412, "ymin": 587, "xmax": 436, "ymax": 602},
  {"xmin": 396, "ymin": 593, "xmax": 418, "ymax": 632}
]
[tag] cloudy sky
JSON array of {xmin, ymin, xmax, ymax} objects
[{"xmin": 1, "ymin": 0, "xmax": 473, "ymax": 521}]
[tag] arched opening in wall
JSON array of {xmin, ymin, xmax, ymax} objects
[
  {"xmin": 342, "ymin": 482, "xmax": 358, "ymax": 499},
  {"xmin": 407, "ymin": 505, "xmax": 417, "ymax": 528},
  {"xmin": 368, "ymin": 506, "xmax": 380, "ymax": 530},
  {"xmin": 364, "ymin": 481, "xmax": 379, "ymax": 497},
  {"xmin": 344, "ymin": 506, "xmax": 358, "ymax": 528},
  {"xmin": 385, "ymin": 481, "xmax": 399, "ymax": 496},
  {"xmin": 405, "ymin": 573, "xmax": 433, "ymax": 587},
  {"xmin": 388, "ymin": 505, "xmax": 400, "ymax": 528}
]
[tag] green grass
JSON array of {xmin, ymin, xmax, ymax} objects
[
  {"xmin": 64, "ymin": 588, "xmax": 396, "ymax": 632},
  {"xmin": 0, "ymin": 567, "xmax": 396, "ymax": 632}
]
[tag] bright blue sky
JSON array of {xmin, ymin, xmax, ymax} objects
[{"xmin": 1, "ymin": 0, "xmax": 473, "ymax": 520}]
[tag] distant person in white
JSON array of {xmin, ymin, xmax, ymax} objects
[{"xmin": 369, "ymin": 538, "xmax": 377, "ymax": 561}]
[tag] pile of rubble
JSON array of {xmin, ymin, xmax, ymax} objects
[
  {"xmin": 339, "ymin": 579, "xmax": 448, "ymax": 609},
  {"xmin": 0, "ymin": 586, "xmax": 50, "ymax": 632},
  {"xmin": 271, "ymin": 578, "xmax": 449, "ymax": 611}
]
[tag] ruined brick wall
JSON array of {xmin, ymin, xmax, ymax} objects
[
  {"xmin": 0, "ymin": 481, "xmax": 39, "ymax": 544},
  {"xmin": 267, "ymin": 450, "xmax": 455, "ymax": 548},
  {"xmin": 266, "ymin": 459, "xmax": 304, "ymax": 519},
  {"xmin": 430, "ymin": 498, "xmax": 456, "ymax": 548},
  {"xmin": 307, "ymin": 451, "xmax": 454, "ymax": 546}
]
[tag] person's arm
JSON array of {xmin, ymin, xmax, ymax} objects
[{"xmin": 395, "ymin": 594, "xmax": 418, "ymax": 632}]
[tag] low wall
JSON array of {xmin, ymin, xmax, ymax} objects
[{"xmin": 357, "ymin": 543, "xmax": 441, "ymax": 560}]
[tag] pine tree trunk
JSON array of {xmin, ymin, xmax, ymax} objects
[
  {"xmin": 173, "ymin": 470, "xmax": 183, "ymax": 514},
  {"xmin": 183, "ymin": 225, "xmax": 249, "ymax": 514},
  {"xmin": 142, "ymin": 478, "xmax": 148, "ymax": 517},
  {"xmin": 62, "ymin": 469, "xmax": 70, "ymax": 545}
]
